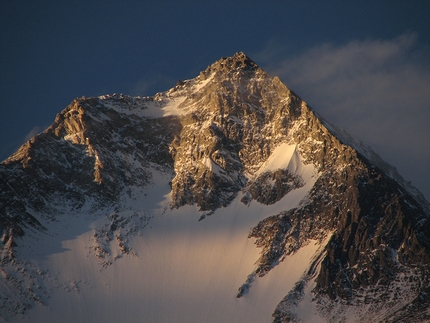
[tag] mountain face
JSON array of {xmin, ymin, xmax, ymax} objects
[{"xmin": 1, "ymin": 52, "xmax": 429, "ymax": 322}]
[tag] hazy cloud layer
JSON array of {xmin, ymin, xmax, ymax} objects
[{"xmin": 256, "ymin": 33, "xmax": 430, "ymax": 200}]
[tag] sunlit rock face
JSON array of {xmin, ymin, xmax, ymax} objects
[{"xmin": 1, "ymin": 52, "xmax": 429, "ymax": 323}]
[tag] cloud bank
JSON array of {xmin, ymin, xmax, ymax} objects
[{"xmin": 256, "ymin": 33, "xmax": 430, "ymax": 200}]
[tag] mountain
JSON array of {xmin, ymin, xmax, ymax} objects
[{"xmin": 1, "ymin": 52, "xmax": 429, "ymax": 322}]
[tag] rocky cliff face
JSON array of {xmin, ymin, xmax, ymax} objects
[{"xmin": 0, "ymin": 52, "xmax": 429, "ymax": 322}]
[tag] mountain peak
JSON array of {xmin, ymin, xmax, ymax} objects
[
  {"xmin": 207, "ymin": 51, "xmax": 259, "ymax": 74},
  {"xmin": 228, "ymin": 51, "xmax": 258, "ymax": 68},
  {"xmin": 1, "ymin": 53, "xmax": 429, "ymax": 323}
]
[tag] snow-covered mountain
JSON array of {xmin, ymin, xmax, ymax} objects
[{"xmin": 1, "ymin": 52, "xmax": 429, "ymax": 323}]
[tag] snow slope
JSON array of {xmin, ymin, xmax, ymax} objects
[
  {"xmin": 253, "ymin": 143, "xmax": 316, "ymax": 182},
  {"xmin": 11, "ymin": 152, "xmax": 320, "ymax": 323}
]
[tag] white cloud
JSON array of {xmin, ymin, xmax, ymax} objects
[{"xmin": 256, "ymin": 33, "xmax": 430, "ymax": 200}]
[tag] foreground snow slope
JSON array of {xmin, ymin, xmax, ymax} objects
[{"xmin": 12, "ymin": 161, "xmax": 319, "ymax": 323}]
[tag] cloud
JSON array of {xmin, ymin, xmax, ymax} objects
[{"xmin": 256, "ymin": 33, "xmax": 430, "ymax": 200}]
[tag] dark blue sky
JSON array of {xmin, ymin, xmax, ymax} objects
[{"xmin": 1, "ymin": 1, "xmax": 430, "ymax": 200}]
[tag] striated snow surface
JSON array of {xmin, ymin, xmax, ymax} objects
[{"xmin": 11, "ymin": 147, "xmax": 320, "ymax": 323}]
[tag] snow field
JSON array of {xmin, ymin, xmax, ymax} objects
[
  {"xmin": 12, "ymin": 143, "xmax": 320, "ymax": 323},
  {"xmin": 253, "ymin": 143, "xmax": 317, "ymax": 184}
]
